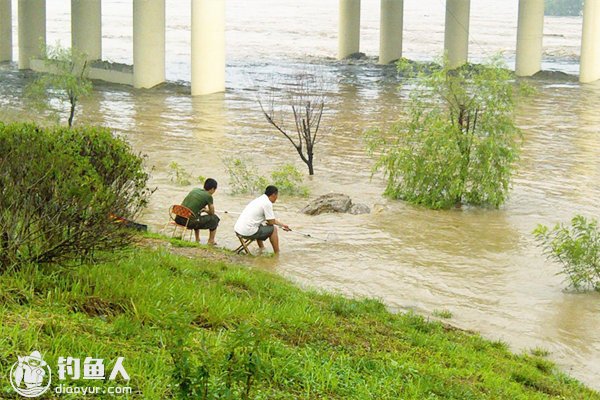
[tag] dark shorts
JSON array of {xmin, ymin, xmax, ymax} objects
[
  {"xmin": 175, "ymin": 214, "xmax": 220, "ymax": 231},
  {"xmin": 240, "ymin": 225, "xmax": 274, "ymax": 241}
]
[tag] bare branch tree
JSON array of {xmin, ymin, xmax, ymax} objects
[{"xmin": 258, "ymin": 72, "xmax": 326, "ymax": 175}]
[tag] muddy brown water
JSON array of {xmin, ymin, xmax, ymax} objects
[{"xmin": 2, "ymin": 0, "xmax": 600, "ymax": 389}]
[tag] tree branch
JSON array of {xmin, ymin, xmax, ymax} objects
[{"xmin": 259, "ymin": 100, "xmax": 300, "ymax": 149}]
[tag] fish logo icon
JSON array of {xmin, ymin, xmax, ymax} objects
[{"xmin": 9, "ymin": 351, "xmax": 52, "ymax": 398}]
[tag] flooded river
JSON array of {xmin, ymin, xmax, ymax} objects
[{"xmin": 2, "ymin": 0, "xmax": 600, "ymax": 389}]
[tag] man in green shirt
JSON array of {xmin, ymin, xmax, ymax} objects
[{"xmin": 175, "ymin": 178, "xmax": 220, "ymax": 245}]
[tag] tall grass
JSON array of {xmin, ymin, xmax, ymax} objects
[{"xmin": 0, "ymin": 244, "xmax": 597, "ymax": 399}]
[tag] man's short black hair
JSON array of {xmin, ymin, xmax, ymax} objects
[
  {"xmin": 204, "ymin": 178, "xmax": 218, "ymax": 191},
  {"xmin": 265, "ymin": 185, "xmax": 278, "ymax": 197}
]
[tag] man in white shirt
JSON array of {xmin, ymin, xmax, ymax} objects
[{"xmin": 234, "ymin": 185, "xmax": 291, "ymax": 253}]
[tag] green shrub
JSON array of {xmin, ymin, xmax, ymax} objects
[
  {"xmin": 223, "ymin": 157, "xmax": 269, "ymax": 195},
  {"xmin": 0, "ymin": 122, "xmax": 152, "ymax": 271},
  {"xmin": 367, "ymin": 57, "xmax": 524, "ymax": 209},
  {"xmin": 432, "ymin": 309, "xmax": 453, "ymax": 319},
  {"xmin": 224, "ymin": 158, "xmax": 309, "ymax": 197},
  {"xmin": 168, "ymin": 162, "xmax": 204, "ymax": 186},
  {"xmin": 171, "ymin": 325, "xmax": 263, "ymax": 400},
  {"xmin": 533, "ymin": 215, "xmax": 600, "ymax": 291},
  {"xmin": 271, "ymin": 164, "xmax": 310, "ymax": 197}
]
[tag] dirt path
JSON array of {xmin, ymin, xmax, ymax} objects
[{"xmin": 136, "ymin": 237, "xmax": 251, "ymax": 265}]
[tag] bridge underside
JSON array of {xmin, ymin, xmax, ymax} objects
[{"xmin": 0, "ymin": 0, "xmax": 598, "ymax": 94}]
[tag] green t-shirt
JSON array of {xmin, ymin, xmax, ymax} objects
[{"xmin": 181, "ymin": 188, "xmax": 213, "ymax": 216}]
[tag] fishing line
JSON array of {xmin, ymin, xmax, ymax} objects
[
  {"xmin": 220, "ymin": 211, "xmax": 336, "ymax": 242},
  {"xmin": 288, "ymin": 230, "xmax": 327, "ymax": 241},
  {"xmin": 221, "ymin": 210, "xmax": 241, "ymax": 215},
  {"xmin": 288, "ymin": 229, "xmax": 338, "ymax": 242}
]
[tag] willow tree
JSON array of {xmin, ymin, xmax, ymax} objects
[
  {"xmin": 534, "ymin": 215, "xmax": 600, "ymax": 291},
  {"xmin": 367, "ymin": 57, "xmax": 525, "ymax": 209},
  {"xmin": 26, "ymin": 44, "xmax": 93, "ymax": 127},
  {"xmin": 258, "ymin": 73, "xmax": 326, "ymax": 175}
]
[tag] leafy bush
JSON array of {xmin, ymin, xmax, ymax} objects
[
  {"xmin": 224, "ymin": 158, "xmax": 309, "ymax": 197},
  {"xmin": 545, "ymin": 0, "xmax": 582, "ymax": 16},
  {"xmin": 271, "ymin": 164, "xmax": 310, "ymax": 197},
  {"xmin": 533, "ymin": 215, "xmax": 600, "ymax": 291},
  {"xmin": 0, "ymin": 122, "xmax": 152, "ymax": 271},
  {"xmin": 223, "ymin": 157, "xmax": 269, "ymax": 195},
  {"xmin": 168, "ymin": 162, "xmax": 205, "ymax": 186},
  {"xmin": 171, "ymin": 325, "xmax": 263, "ymax": 400},
  {"xmin": 366, "ymin": 57, "xmax": 523, "ymax": 209}
]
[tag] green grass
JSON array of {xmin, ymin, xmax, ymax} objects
[
  {"xmin": 0, "ymin": 242, "xmax": 598, "ymax": 399},
  {"xmin": 531, "ymin": 347, "xmax": 551, "ymax": 358},
  {"xmin": 432, "ymin": 309, "xmax": 453, "ymax": 319},
  {"xmin": 143, "ymin": 231, "xmax": 209, "ymax": 248}
]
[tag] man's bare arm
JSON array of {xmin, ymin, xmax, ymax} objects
[
  {"xmin": 202, "ymin": 204, "xmax": 215, "ymax": 215},
  {"xmin": 266, "ymin": 219, "xmax": 291, "ymax": 231}
]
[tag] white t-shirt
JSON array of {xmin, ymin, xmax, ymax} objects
[{"xmin": 234, "ymin": 194, "xmax": 275, "ymax": 236}]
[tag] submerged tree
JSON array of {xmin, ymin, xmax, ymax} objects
[
  {"xmin": 258, "ymin": 73, "xmax": 326, "ymax": 175},
  {"xmin": 367, "ymin": 56, "xmax": 526, "ymax": 209},
  {"xmin": 26, "ymin": 43, "xmax": 93, "ymax": 127},
  {"xmin": 534, "ymin": 215, "xmax": 600, "ymax": 291}
]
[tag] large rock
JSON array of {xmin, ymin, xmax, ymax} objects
[{"xmin": 301, "ymin": 193, "xmax": 370, "ymax": 216}]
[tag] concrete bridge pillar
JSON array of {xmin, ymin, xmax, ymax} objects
[
  {"xmin": 133, "ymin": 0, "xmax": 165, "ymax": 89},
  {"xmin": 191, "ymin": 0, "xmax": 225, "ymax": 96},
  {"xmin": 71, "ymin": 0, "xmax": 102, "ymax": 61},
  {"xmin": 338, "ymin": 0, "xmax": 361, "ymax": 59},
  {"xmin": 379, "ymin": 0, "xmax": 403, "ymax": 64},
  {"xmin": 0, "ymin": 0, "xmax": 11, "ymax": 61},
  {"xmin": 444, "ymin": 0, "xmax": 470, "ymax": 68},
  {"xmin": 18, "ymin": 0, "xmax": 45, "ymax": 69},
  {"xmin": 580, "ymin": 0, "xmax": 600, "ymax": 83},
  {"xmin": 515, "ymin": 0, "xmax": 544, "ymax": 76}
]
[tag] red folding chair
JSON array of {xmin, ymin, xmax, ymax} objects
[{"xmin": 162, "ymin": 205, "xmax": 195, "ymax": 242}]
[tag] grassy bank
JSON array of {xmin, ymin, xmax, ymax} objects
[{"xmin": 1, "ymin": 239, "xmax": 598, "ymax": 399}]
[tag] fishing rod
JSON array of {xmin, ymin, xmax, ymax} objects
[{"xmin": 220, "ymin": 211, "xmax": 330, "ymax": 242}]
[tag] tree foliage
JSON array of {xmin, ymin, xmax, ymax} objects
[
  {"xmin": 168, "ymin": 162, "xmax": 205, "ymax": 186},
  {"xmin": 545, "ymin": 0, "xmax": 582, "ymax": 16},
  {"xmin": 366, "ymin": 57, "xmax": 524, "ymax": 209},
  {"xmin": 26, "ymin": 43, "xmax": 93, "ymax": 127},
  {"xmin": 223, "ymin": 157, "xmax": 309, "ymax": 197},
  {"xmin": 223, "ymin": 157, "xmax": 269, "ymax": 196},
  {"xmin": 258, "ymin": 73, "xmax": 326, "ymax": 176},
  {"xmin": 0, "ymin": 122, "xmax": 152, "ymax": 271},
  {"xmin": 534, "ymin": 215, "xmax": 600, "ymax": 291},
  {"xmin": 271, "ymin": 164, "xmax": 309, "ymax": 197}
]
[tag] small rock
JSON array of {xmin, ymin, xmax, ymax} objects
[
  {"xmin": 372, "ymin": 204, "xmax": 388, "ymax": 214},
  {"xmin": 348, "ymin": 203, "xmax": 370, "ymax": 215},
  {"xmin": 532, "ymin": 70, "xmax": 577, "ymax": 81},
  {"xmin": 347, "ymin": 52, "xmax": 367, "ymax": 60}
]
